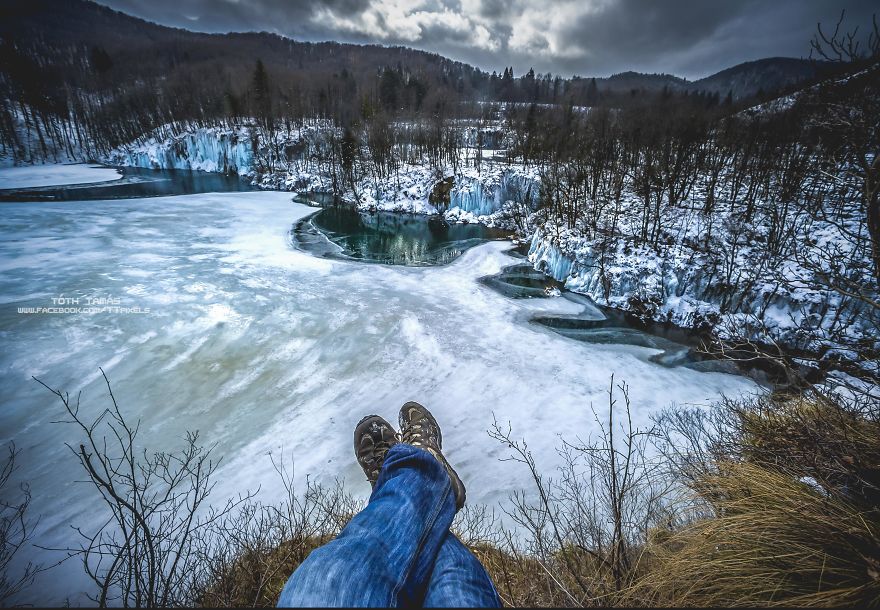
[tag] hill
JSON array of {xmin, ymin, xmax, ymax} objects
[
  {"xmin": 592, "ymin": 58, "xmax": 835, "ymax": 101},
  {"xmin": 690, "ymin": 56, "xmax": 835, "ymax": 99},
  {"xmin": 1, "ymin": 0, "xmax": 831, "ymax": 106},
  {"xmin": 0, "ymin": 0, "xmax": 842, "ymax": 162}
]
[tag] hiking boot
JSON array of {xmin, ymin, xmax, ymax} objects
[
  {"xmin": 354, "ymin": 414, "xmax": 399, "ymax": 486},
  {"xmin": 399, "ymin": 401, "xmax": 466, "ymax": 510}
]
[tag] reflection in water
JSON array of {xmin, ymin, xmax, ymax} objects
[
  {"xmin": 293, "ymin": 205, "xmax": 510, "ymax": 266},
  {"xmin": 0, "ymin": 167, "xmax": 255, "ymax": 201}
]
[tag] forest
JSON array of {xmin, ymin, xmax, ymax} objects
[{"xmin": 0, "ymin": 0, "xmax": 840, "ymax": 160}]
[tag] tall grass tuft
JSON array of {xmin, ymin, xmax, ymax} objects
[{"xmin": 633, "ymin": 461, "xmax": 880, "ymax": 607}]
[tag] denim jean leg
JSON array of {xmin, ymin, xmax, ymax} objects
[
  {"xmin": 422, "ymin": 533, "xmax": 502, "ymax": 607},
  {"xmin": 277, "ymin": 444, "xmax": 457, "ymax": 607}
]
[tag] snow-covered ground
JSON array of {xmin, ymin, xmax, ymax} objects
[
  {"xmin": 0, "ymin": 190, "xmax": 757, "ymax": 605},
  {"xmin": 526, "ymin": 173, "xmax": 877, "ymax": 375},
  {"xmin": 106, "ymin": 122, "xmax": 540, "ymax": 219},
  {"xmin": 0, "ymin": 163, "xmax": 122, "ymax": 189}
]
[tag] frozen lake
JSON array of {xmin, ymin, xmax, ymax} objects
[
  {"xmin": 0, "ymin": 184, "xmax": 758, "ymax": 604},
  {"xmin": 0, "ymin": 163, "xmax": 121, "ymax": 189}
]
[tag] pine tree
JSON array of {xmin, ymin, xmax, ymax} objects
[
  {"xmin": 251, "ymin": 59, "xmax": 272, "ymax": 130},
  {"xmin": 586, "ymin": 77, "xmax": 599, "ymax": 106}
]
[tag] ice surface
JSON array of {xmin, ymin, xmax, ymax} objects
[
  {"xmin": 0, "ymin": 192, "xmax": 757, "ymax": 604},
  {"xmin": 110, "ymin": 127, "xmax": 256, "ymax": 174},
  {"xmin": 0, "ymin": 164, "xmax": 122, "ymax": 189}
]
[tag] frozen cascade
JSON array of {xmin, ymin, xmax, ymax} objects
[
  {"xmin": 449, "ymin": 171, "xmax": 539, "ymax": 216},
  {"xmin": 528, "ymin": 228, "xmax": 738, "ymax": 310},
  {"xmin": 108, "ymin": 127, "xmax": 255, "ymax": 175},
  {"xmin": 527, "ymin": 230, "xmax": 866, "ymax": 346},
  {"xmin": 106, "ymin": 123, "xmax": 539, "ymax": 217},
  {"xmin": 528, "ymin": 229, "xmax": 576, "ymax": 282}
]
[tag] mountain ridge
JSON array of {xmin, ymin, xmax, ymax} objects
[{"xmin": 0, "ymin": 0, "xmax": 832, "ymax": 103}]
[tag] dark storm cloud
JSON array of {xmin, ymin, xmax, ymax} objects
[
  {"xmin": 552, "ymin": 1, "xmax": 753, "ymax": 71},
  {"xmin": 95, "ymin": 0, "xmax": 878, "ymax": 78}
]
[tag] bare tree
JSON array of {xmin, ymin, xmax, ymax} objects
[
  {"xmin": 809, "ymin": 13, "xmax": 880, "ymax": 283},
  {"xmin": 0, "ymin": 443, "xmax": 40, "ymax": 604},
  {"xmin": 810, "ymin": 10, "xmax": 880, "ymax": 64},
  {"xmin": 488, "ymin": 376, "xmax": 674, "ymax": 606},
  {"xmin": 35, "ymin": 370, "xmax": 251, "ymax": 607}
]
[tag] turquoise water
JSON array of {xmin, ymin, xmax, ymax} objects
[
  {"xmin": 480, "ymin": 260, "xmax": 742, "ymax": 374},
  {"xmin": 294, "ymin": 205, "xmax": 510, "ymax": 266},
  {"xmin": 0, "ymin": 166, "xmax": 255, "ymax": 201}
]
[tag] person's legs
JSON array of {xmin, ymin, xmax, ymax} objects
[
  {"xmin": 277, "ymin": 443, "xmax": 456, "ymax": 607},
  {"xmin": 278, "ymin": 403, "xmax": 493, "ymax": 607},
  {"xmin": 423, "ymin": 534, "xmax": 502, "ymax": 608}
]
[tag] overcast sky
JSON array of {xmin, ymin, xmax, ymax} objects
[{"xmin": 95, "ymin": 0, "xmax": 877, "ymax": 79}]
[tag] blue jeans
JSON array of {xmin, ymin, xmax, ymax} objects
[{"xmin": 277, "ymin": 444, "xmax": 502, "ymax": 607}]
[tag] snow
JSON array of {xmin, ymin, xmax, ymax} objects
[
  {"xmin": 356, "ymin": 163, "xmax": 442, "ymax": 214},
  {"xmin": 108, "ymin": 125, "xmax": 256, "ymax": 174},
  {"xmin": 0, "ymin": 163, "xmax": 122, "ymax": 189},
  {"xmin": 105, "ymin": 122, "xmax": 540, "ymax": 222},
  {"xmin": 739, "ymin": 64, "xmax": 879, "ymax": 118},
  {"xmin": 524, "ymin": 173, "xmax": 877, "ymax": 360},
  {"xmin": 0, "ymin": 191, "xmax": 758, "ymax": 605}
]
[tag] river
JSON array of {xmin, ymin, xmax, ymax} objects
[{"xmin": 0, "ymin": 167, "xmax": 758, "ymax": 605}]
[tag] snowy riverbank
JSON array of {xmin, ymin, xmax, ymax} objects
[
  {"xmin": 103, "ymin": 123, "xmax": 878, "ymax": 375},
  {"xmin": 105, "ymin": 122, "xmax": 539, "ymax": 220}
]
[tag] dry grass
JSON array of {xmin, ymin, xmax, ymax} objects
[
  {"xmin": 630, "ymin": 462, "xmax": 880, "ymax": 607},
  {"xmin": 199, "ymin": 535, "xmax": 332, "ymax": 607},
  {"xmin": 33, "ymin": 372, "xmax": 877, "ymax": 607},
  {"xmin": 734, "ymin": 394, "xmax": 880, "ymax": 507},
  {"xmin": 200, "ymin": 389, "xmax": 879, "ymax": 608},
  {"xmin": 193, "ymin": 476, "xmax": 361, "ymax": 607}
]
